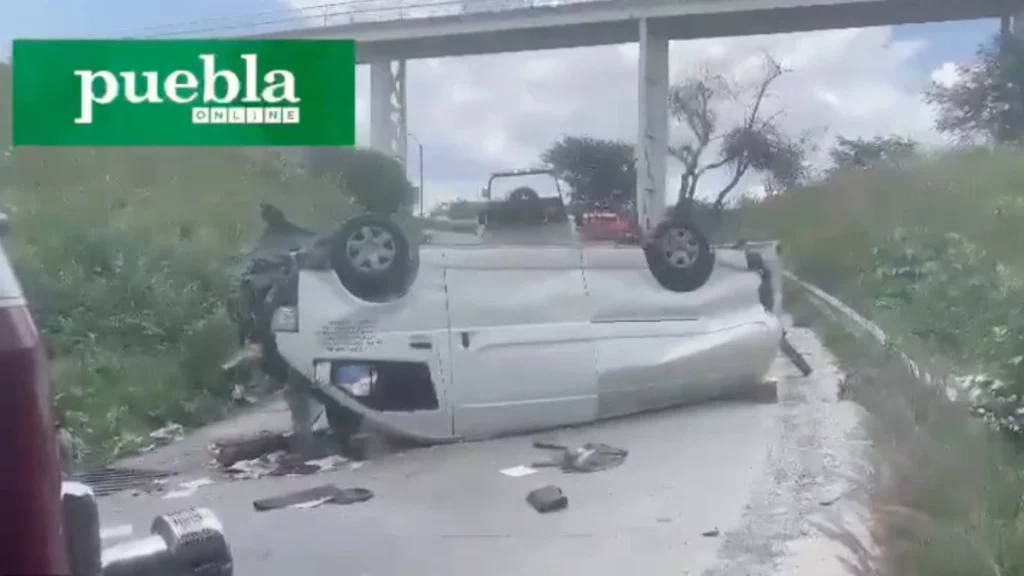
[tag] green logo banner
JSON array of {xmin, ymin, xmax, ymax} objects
[{"xmin": 12, "ymin": 39, "xmax": 357, "ymax": 147}]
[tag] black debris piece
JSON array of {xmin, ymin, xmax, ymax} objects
[
  {"xmin": 531, "ymin": 441, "xmax": 628, "ymax": 473},
  {"xmin": 702, "ymin": 528, "xmax": 721, "ymax": 537},
  {"xmin": 66, "ymin": 467, "xmax": 175, "ymax": 497},
  {"xmin": 526, "ymin": 485, "xmax": 568, "ymax": 513},
  {"xmin": 781, "ymin": 333, "xmax": 813, "ymax": 376},
  {"xmin": 253, "ymin": 484, "xmax": 374, "ymax": 511}
]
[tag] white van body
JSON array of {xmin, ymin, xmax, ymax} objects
[{"xmin": 273, "ymin": 223, "xmax": 783, "ymax": 443}]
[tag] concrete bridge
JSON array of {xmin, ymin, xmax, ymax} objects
[{"xmin": 145, "ymin": 0, "xmax": 1024, "ymax": 228}]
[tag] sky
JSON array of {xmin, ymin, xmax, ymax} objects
[{"xmin": 0, "ymin": 0, "xmax": 999, "ymax": 209}]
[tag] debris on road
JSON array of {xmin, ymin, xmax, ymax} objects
[
  {"xmin": 224, "ymin": 451, "xmax": 349, "ymax": 479},
  {"xmin": 500, "ymin": 465, "xmax": 539, "ymax": 477},
  {"xmin": 149, "ymin": 423, "xmax": 185, "ymax": 447},
  {"xmin": 526, "ymin": 485, "xmax": 568, "ymax": 513},
  {"xmin": 702, "ymin": 528, "xmax": 721, "ymax": 537},
  {"xmin": 781, "ymin": 333, "xmax": 814, "ymax": 376},
  {"xmin": 211, "ymin": 431, "xmax": 291, "ymax": 467},
  {"xmin": 531, "ymin": 441, "xmax": 628, "ymax": 473},
  {"xmin": 162, "ymin": 477, "xmax": 215, "ymax": 499},
  {"xmin": 253, "ymin": 484, "xmax": 374, "ymax": 511}
]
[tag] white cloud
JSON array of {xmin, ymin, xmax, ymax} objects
[
  {"xmin": 341, "ymin": 25, "xmax": 943, "ymax": 207},
  {"xmin": 931, "ymin": 61, "xmax": 963, "ymax": 88}
]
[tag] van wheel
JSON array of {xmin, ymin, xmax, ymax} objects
[
  {"xmin": 643, "ymin": 219, "xmax": 714, "ymax": 292},
  {"xmin": 331, "ymin": 215, "xmax": 413, "ymax": 300}
]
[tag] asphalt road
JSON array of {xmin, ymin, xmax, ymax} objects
[{"xmin": 99, "ymin": 327, "xmax": 870, "ymax": 576}]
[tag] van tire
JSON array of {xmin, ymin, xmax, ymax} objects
[
  {"xmin": 643, "ymin": 219, "xmax": 715, "ymax": 292},
  {"xmin": 331, "ymin": 215, "xmax": 413, "ymax": 300}
]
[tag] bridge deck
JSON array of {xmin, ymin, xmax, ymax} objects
[{"xmin": 139, "ymin": 0, "xmax": 1018, "ymax": 62}]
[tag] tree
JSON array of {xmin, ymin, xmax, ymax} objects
[
  {"xmin": 827, "ymin": 135, "xmax": 918, "ymax": 172},
  {"xmin": 668, "ymin": 55, "xmax": 809, "ymax": 215},
  {"xmin": 541, "ymin": 136, "xmax": 636, "ymax": 213},
  {"xmin": 304, "ymin": 147, "xmax": 416, "ymax": 215},
  {"xmin": 925, "ymin": 33, "xmax": 1024, "ymax": 144}
]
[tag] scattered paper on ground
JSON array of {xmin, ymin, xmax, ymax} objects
[
  {"xmin": 500, "ymin": 465, "xmax": 539, "ymax": 477},
  {"xmin": 163, "ymin": 477, "xmax": 215, "ymax": 499},
  {"xmin": 225, "ymin": 451, "xmax": 351, "ymax": 479}
]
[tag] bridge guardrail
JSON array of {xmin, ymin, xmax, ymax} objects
[{"xmin": 124, "ymin": 0, "xmax": 617, "ymax": 39}]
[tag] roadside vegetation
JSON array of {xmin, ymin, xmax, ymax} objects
[{"xmin": 0, "ymin": 61, "xmax": 417, "ymax": 462}]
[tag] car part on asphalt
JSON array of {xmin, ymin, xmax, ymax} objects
[
  {"xmin": 330, "ymin": 214, "xmax": 415, "ymax": 302},
  {"xmin": 101, "ymin": 507, "xmax": 233, "ymax": 576},
  {"xmin": 643, "ymin": 218, "xmax": 715, "ymax": 292},
  {"xmin": 252, "ymin": 484, "xmax": 374, "ymax": 511},
  {"xmin": 531, "ymin": 441, "xmax": 628, "ymax": 473},
  {"xmin": 526, "ymin": 485, "xmax": 568, "ymax": 513},
  {"xmin": 781, "ymin": 333, "xmax": 814, "ymax": 376}
]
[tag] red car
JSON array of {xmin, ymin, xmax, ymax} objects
[
  {"xmin": 578, "ymin": 212, "xmax": 637, "ymax": 242},
  {"xmin": 0, "ymin": 210, "xmax": 68, "ymax": 575}
]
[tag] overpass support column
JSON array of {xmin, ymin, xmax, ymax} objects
[
  {"xmin": 635, "ymin": 18, "xmax": 669, "ymax": 232},
  {"xmin": 369, "ymin": 60, "xmax": 408, "ymax": 165},
  {"xmin": 1013, "ymin": 9, "xmax": 1024, "ymax": 37}
]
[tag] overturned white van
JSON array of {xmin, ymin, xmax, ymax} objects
[{"xmin": 234, "ymin": 172, "xmax": 783, "ymax": 444}]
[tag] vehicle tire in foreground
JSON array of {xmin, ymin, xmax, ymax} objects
[
  {"xmin": 643, "ymin": 219, "xmax": 715, "ymax": 292},
  {"xmin": 330, "ymin": 215, "xmax": 414, "ymax": 301}
]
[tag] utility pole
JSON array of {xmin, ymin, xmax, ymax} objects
[{"xmin": 408, "ymin": 133, "xmax": 425, "ymax": 216}]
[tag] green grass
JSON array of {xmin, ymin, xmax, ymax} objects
[
  {"xmin": 6, "ymin": 146, "xmax": 358, "ymax": 462},
  {"xmin": 1, "ymin": 61, "xmax": 366, "ymax": 461}
]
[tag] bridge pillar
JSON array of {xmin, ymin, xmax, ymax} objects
[
  {"xmin": 369, "ymin": 59, "xmax": 408, "ymax": 165},
  {"xmin": 1013, "ymin": 9, "xmax": 1024, "ymax": 37},
  {"xmin": 635, "ymin": 18, "xmax": 669, "ymax": 232}
]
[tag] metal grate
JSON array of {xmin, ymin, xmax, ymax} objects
[{"xmin": 67, "ymin": 467, "xmax": 176, "ymax": 497}]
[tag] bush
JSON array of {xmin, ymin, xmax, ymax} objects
[{"xmin": 4, "ymin": 140, "xmax": 356, "ymax": 461}]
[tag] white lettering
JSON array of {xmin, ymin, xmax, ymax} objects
[
  {"xmin": 261, "ymin": 70, "xmax": 299, "ymax": 104},
  {"xmin": 73, "ymin": 70, "xmax": 119, "ymax": 124},
  {"xmin": 120, "ymin": 71, "xmax": 162, "ymax": 104},
  {"xmin": 200, "ymin": 54, "xmax": 239, "ymax": 104},
  {"xmin": 244, "ymin": 107, "xmax": 264, "ymax": 123},
  {"xmin": 165, "ymin": 71, "xmax": 198, "ymax": 104},
  {"xmin": 263, "ymin": 107, "xmax": 282, "ymax": 124},
  {"xmin": 241, "ymin": 54, "xmax": 260, "ymax": 103}
]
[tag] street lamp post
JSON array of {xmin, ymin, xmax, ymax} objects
[{"xmin": 408, "ymin": 133, "xmax": 425, "ymax": 217}]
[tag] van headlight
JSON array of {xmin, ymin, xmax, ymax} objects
[{"xmin": 270, "ymin": 306, "xmax": 298, "ymax": 332}]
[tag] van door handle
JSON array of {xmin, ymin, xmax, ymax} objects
[
  {"xmin": 409, "ymin": 335, "xmax": 432, "ymax": 350},
  {"xmin": 461, "ymin": 332, "xmax": 470, "ymax": 348}
]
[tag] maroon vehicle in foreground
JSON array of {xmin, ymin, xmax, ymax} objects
[
  {"xmin": 0, "ymin": 210, "xmax": 69, "ymax": 574},
  {"xmin": 0, "ymin": 211, "xmax": 234, "ymax": 576}
]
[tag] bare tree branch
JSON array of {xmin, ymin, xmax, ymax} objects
[{"xmin": 666, "ymin": 54, "xmax": 806, "ymax": 215}]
